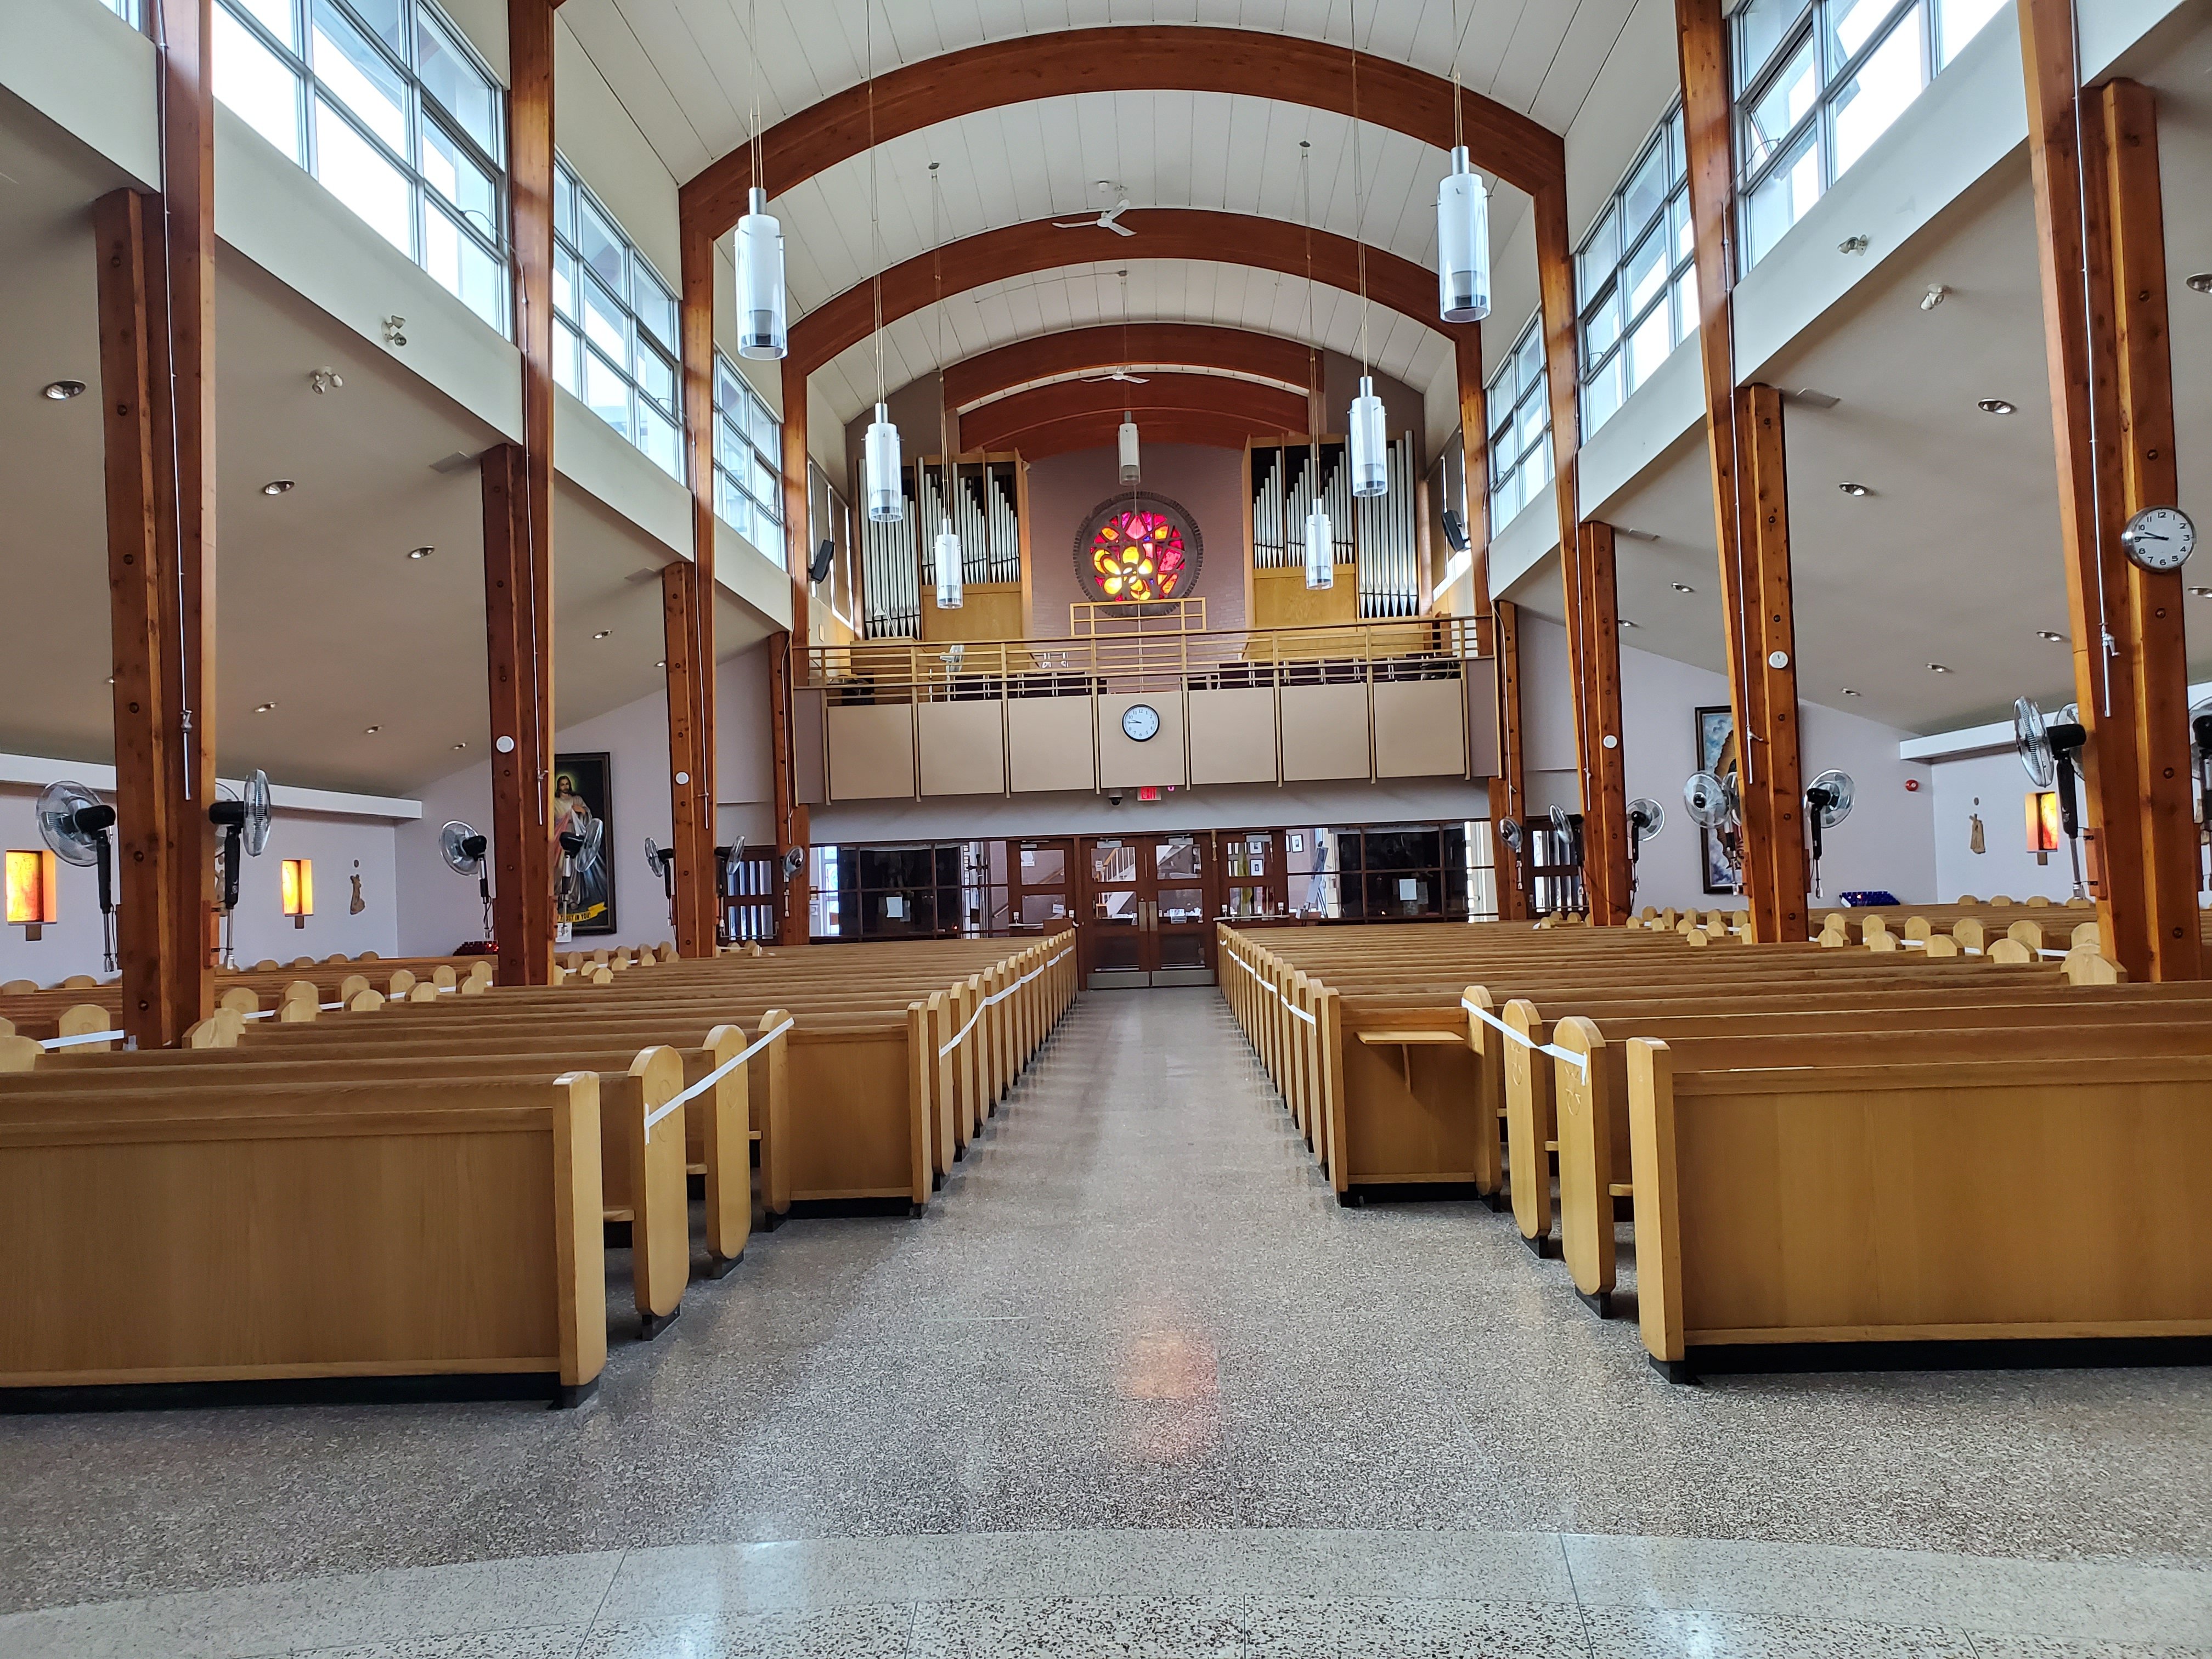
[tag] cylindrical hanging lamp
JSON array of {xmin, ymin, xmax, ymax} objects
[
  {"xmin": 1304, "ymin": 503, "xmax": 1334, "ymax": 590},
  {"xmin": 933, "ymin": 514, "xmax": 964, "ymax": 608},
  {"xmin": 864, "ymin": 403, "xmax": 904, "ymax": 523},
  {"xmin": 735, "ymin": 187, "xmax": 788, "ymax": 359},
  {"xmin": 1435, "ymin": 147, "xmax": 1491, "ymax": 324},
  {"xmin": 1349, "ymin": 376, "xmax": 1388, "ymax": 498},
  {"xmin": 1118, "ymin": 411, "xmax": 1141, "ymax": 484}
]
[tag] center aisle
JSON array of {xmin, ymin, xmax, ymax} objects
[{"xmin": 2, "ymin": 990, "xmax": 2205, "ymax": 1657}]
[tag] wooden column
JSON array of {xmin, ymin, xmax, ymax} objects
[
  {"xmin": 479, "ymin": 445, "xmax": 554, "ymax": 985},
  {"xmin": 1677, "ymin": 0, "xmax": 1812, "ymax": 943},
  {"xmin": 2017, "ymin": 28, "xmax": 2199, "ymax": 979},
  {"xmin": 1534, "ymin": 184, "xmax": 1629, "ymax": 923},
  {"xmin": 661, "ymin": 560, "xmax": 712, "ymax": 955},
  {"xmin": 768, "ymin": 634, "xmax": 808, "ymax": 943},
  {"xmin": 673, "ymin": 221, "xmax": 720, "ymax": 953},
  {"xmin": 1575, "ymin": 523, "xmax": 1630, "ymax": 921},
  {"xmin": 1490, "ymin": 599, "xmax": 1530, "ymax": 920},
  {"xmin": 483, "ymin": 0, "xmax": 555, "ymax": 986},
  {"xmin": 93, "ymin": 190, "xmax": 189, "ymax": 1047}
]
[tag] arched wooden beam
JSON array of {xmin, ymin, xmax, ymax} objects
[
  {"xmin": 945, "ymin": 323, "xmax": 1311, "ymax": 411},
  {"xmin": 1006, "ymin": 409, "xmax": 1293, "ymax": 464},
  {"xmin": 791, "ymin": 210, "xmax": 1457, "ymax": 377},
  {"xmin": 679, "ymin": 25, "xmax": 1562, "ymax": 237},
  {"xmin": 963, "ymin": 374, "xmax": 1306, "ymax": 452}
]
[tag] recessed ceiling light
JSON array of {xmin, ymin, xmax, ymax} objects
[
  {"xmin": 407, "ymin": 546, "xmax": 433, "ymax": 560},
  {"xmin": 1928, "ymin": 663, "xmax": 1952, "ymax": 673},
  {"xmin": 41, "ymin": 380, "xmax": 86, "ymax": 400},
  {"xmin": 656, "ymin": 658, "xmax": 669, "ymax": 668},
  {"xmin": 1842, "ymin": 687, "xmax": 1862, "ymax": 696},
  {"xmin": 1837, "ymin": 481, "xmax": 1870, "ymax": 497},
  {"xmin": 592, "ymin": 629, "xmax": 611, "ymax": 640},
  {"xmin": 2187, "ymin": 273, "xmax": 2212, "ymax": 294},
  {"xmin": 1976, "ymin": 398, "xmax": 2016, "ymax": 416},
  {"xmin": 2035, "ymin": 630, "xmax": 2066, "ymax": 642},
  {"xmin": 1671, "ymin": 582, "xmax": 1695, "ymax": 594},
  {"xmin": 255, "ymin": 701, "xmax": 277, "ymax": 712},
  {"xmin": 261, "ymin": 479, "xmax": 295, "ymax": 495},
  {"xmin": 452, "ymin": 742, "xmax": 467, "ymax": 751},
  {"xmin": 1618, "ymin": 618, "xmax": 1639, "ymax": 629},
  {"xmin": 2190, "ymin": 585, "xmax": 2212, "ymax": 599},
  {"xmin": 363, "ymin": 725, "xmax": 381, "ymax": 734}
]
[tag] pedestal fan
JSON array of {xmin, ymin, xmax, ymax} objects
[
  {"xmin": 36, "ymin": 781, "xmax": 116, "ymax": 971},
  {"xmin": 1803, "ymin": 769, "xmax": 1854, "ymax": 899},
  {"xmin": 2015, "ymin": 696, "xmax": 2087, "ymax": 899}
]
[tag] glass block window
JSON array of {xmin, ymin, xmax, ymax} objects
[
  {"xmin": 211, "ymin": 0, "xmax": 507, "ymax": 332},
  {"xmin": 1734, "ymin": 0, "xmax": 2008, "ymax": 270},
  {"xmin": 1485, "ymin": 315, "xmax": 1551, "ymax": 534},
  {"xmin": 714, "ymin": 354, "xmax": 783, "ymax": 560},
  {"xmin": 552, "ymin": 161, "xmax": 684, "ymax": 481},
  {"xmin": 1577, "ymin": 104, "xmax": 1696, "ymax": 436}
]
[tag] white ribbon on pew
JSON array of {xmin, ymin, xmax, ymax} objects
[
  {"xmin": 40, "ymin": 1029, "xmax": 125, "ymax": 1050},
  {"xmin": 1286, "ymin": 1001, "xmax": 1317, "ymax": 1026},
  {"xmin": 645, "ymin": 1016, "xmax": 797, "ymax": 1137},
  {"xmin": 1459, "ymin": 996, "xmax": 1588, "ymax": 1076}
]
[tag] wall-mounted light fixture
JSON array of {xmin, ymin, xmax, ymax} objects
[
  {"xmin": 280, "ymin": 858, "xmax": 313, "ymax": 927},
  {"xmin": 5, "ymin": 849, "xmax": 59, "ymax": 940},
  {"xmin": 2027, "ymin": 789, "xmax": 2060, "ymax": 864}
]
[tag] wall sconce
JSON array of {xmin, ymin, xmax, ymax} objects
[
  {"xmin": 2027, "ymin": 791, "xmax": 2060, "ymax": 864},
  {"xmin": 281, "ymin": 857, "xmax": 314, "ymax": 927},
  {"xmin": 5, "ymin": 849, "xmax": 58, "ymax": 940}
]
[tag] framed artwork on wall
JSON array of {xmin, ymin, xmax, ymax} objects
[
  {"xmin": 553, "ymin": 752, "xmax": 616, "ymax": 936},
  {"xmin": 1694, "ymin": 705, "xmax": 1740, "ymax": 897}
]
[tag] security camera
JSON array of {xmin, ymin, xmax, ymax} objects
[{"xmin": 1107, "ymin": 791, "xmax": 1124, "ymax": 806}]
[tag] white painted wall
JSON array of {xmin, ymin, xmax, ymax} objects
[
  {"xmin": 394, "ymin": 645, "xmax": 774, "ymax": 955},
  {"xmin": 1515, "ymin": 617, "xmax": 1936, "ymax": 912},
  {"xmin": 0, "ymin": 787, "xmax": 399, "ymax": 988}
]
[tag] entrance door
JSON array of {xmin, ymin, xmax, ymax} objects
[{"xmin": 1080, "ymin": 833, "xmax": 1217, "ymax": 988}]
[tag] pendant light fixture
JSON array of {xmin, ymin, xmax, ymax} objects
[
  {"xmin": 1115, "ymin": 273, "xmax": 1140, "ymax": 483},
  {"xmin": 1346, "ymin": 0, "xmax": 1389, "ymax": 500},
  {"xmin": 1434, "ymin": 0, "xmax": 1491, "ymax": 323},
  {"xmin": 860, "ymin": 0, "xmax": 904, "ymax": 523},
  {"xmin": 1299, "ymin": 140, "xmax": 1332, "ymax": 592},
  {"xmin": 929, "ymin": 160, "xmax": 962, "ymax": 607},
  {"xmin": 733, "ymin": 0, "xmax": 787, "ymax": 358}
]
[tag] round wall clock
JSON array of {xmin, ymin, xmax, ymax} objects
[
  {"xmin": 1121, "ymin": 703, "xmax": 1162, "ymax": 742},
  {"xmin": 2120, "ymin": 505, "xmax": 2195, "ymax": 572}
]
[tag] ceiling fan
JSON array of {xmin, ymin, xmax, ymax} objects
[
  {"xmin": 1053, "ymin": 198, "xmax": 1135, "ymax": 236},
  {"xmin": 1080, "ymin": 366, "xmax": 1150, "ymax": 385}
]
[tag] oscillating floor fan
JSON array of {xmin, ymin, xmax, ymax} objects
[
  {"xmin": 1683, "ymin": 769, "xmax": 1743, "ymax": 895},
  {"xmin": 1804, "ymin": 769, "xmax": 1855, "ymax": 899},
  {"xmin": 439, "ymin": 821, "xmax": 493, "ymax": 942},
  {"xmin": 208, "ymin": 769, "xmax": 272, "ymax": 964},
  {"xmin": 2015, "ymin": 696, "xmax": 2087, "ymax": 899},
  {"xmin": 645, "ymin": 836, "xmax": 677, "ymax": 930},
  {"xmin": 36, "ymin": 780, "xmax": 117, "ymax": 971},
  {"xmin": 1626, "ymin": 797, "xmax": 1664, "ymax": 906}
]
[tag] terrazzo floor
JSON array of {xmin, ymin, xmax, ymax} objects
[{"xmin": 2, "ymin": 986, "xmax": 2207, "ymax": 1657}]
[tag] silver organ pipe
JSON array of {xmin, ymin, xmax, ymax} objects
[{"xmin": 1356, "ymin": 433, "xmax": 1418, "ymax": 618}]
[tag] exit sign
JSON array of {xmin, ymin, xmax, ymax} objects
[{"xmin": 1136, "ymin": 786, "xmax": 1163, "ymax": 803}]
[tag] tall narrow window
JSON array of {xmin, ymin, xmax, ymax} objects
[
  {"xmin": 1485, "ymin": 316, "xmax": 1551, "ymax": 534},
  {"xmin": 1731, "ymin": 0, "xmax": 2005, "ymax": 272},
  {"xmin": 713, "ymin": 355, "xmax": 785, "ymax": 560},
  {"xmin": 1575, "ymin": 104, "xmax": 1695, "ymax": 436},
  {"xmin": 551, "ymin": 161, "xmax": 685, "ymax": 481},
  {"xmin": 211, "ymin": 0, "xmax": 507, "ymax": 332}
]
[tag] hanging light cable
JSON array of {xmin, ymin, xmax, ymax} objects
[
  {"xmin": 861, "ymin": 0, "xmax": 904, "ymax": 523},
  {"xmin": 1435, "ymin": 0, "xmax": 1491, "ymax": 324},
  {"xmin": 1300, "ymin": 140, "xmax": 1332, "ymax": 591},
  {"xmin": 930, "ymin": 161, "xmax": 963, "ymax": 608},
  {"xmin": 733, "ymin": 0, "xmax": 787, "ymax": 358},
  {"xmin": 1116, "ymin": 271, "xmax": 1141, "ymax": 483},
  {"xmin": 1346, "ymin": 0, "xmax": 1388, "ymax": 498}
]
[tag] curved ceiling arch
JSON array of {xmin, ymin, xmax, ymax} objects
[
  {"xmin": 679, "ymin": 25, "xmax": 1565, "ymax": 238},
  {"xmin": 961, "ymin": 374, "xmax": 1307, "ymax": 453},
  {"xmin": 945, "ymin": 325, "xmax": 1314, "ymax": 412},
  {"xmin": 791, "ymin": 209, "xmax": 1462, "ymax": 379},
  {"xmin": 998, "ymin": 409, "xmax": 1299, "ymax": 464}
]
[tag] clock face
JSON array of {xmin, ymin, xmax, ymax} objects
[
  {"xmin": 1121, "ymin": 702, "xmax": 1161, "ymax": 742},
  {"xmin": 2121, "ymin": 506, "xmax": 2195, "ymax": 572}
]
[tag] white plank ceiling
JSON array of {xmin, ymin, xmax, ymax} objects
[{"xmin": 562, "ymin": 0, "xmax": 1640, "ymax": 421}]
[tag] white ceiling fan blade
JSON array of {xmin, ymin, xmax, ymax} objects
[
  {"xmin": 1050, "ymin": 218, "xmax": 1093, "ymax": 229},
  {"xmin": 1103, "ymin": 219, "xmax": 1136, "ymax": 236},
  {"xmin": 1120, "ymin": 371, "xmax": 1149, "ymax": 383}
]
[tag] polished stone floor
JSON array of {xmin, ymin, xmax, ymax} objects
[{"xmin": 3, "ymin": 988, "xmax": 2207, "ymax": 1657}]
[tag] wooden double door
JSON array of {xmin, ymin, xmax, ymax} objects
[{"xmin": 1070, "ymin": 829, "xmax": 1293, "ymax": 988}]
